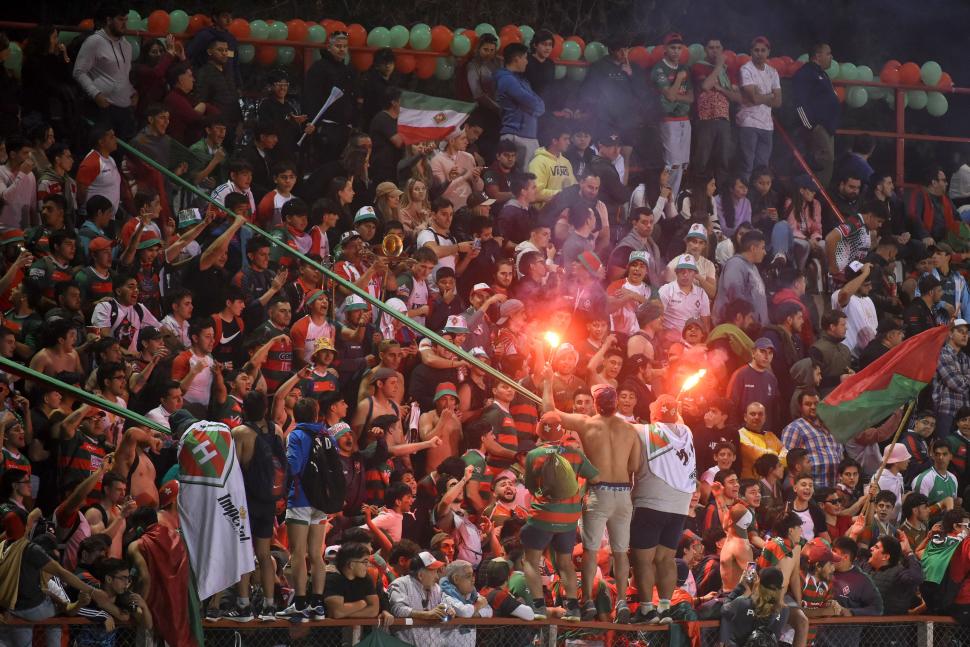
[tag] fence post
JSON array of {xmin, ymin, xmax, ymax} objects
[
  {"xmin": 546, "ymin": 622, "xmax": 557, "ymax": 647},
  {"xmin": 918, "ymin": 620, "xmax": 932, "ymax": 647},
  {"xmin": 351, "ymin": 625, "xmax": 362, "ymax": 645}
]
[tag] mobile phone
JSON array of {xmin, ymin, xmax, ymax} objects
[{"xmin": 743, "ymin": 561, "xmax": 757, "ymax": 584}]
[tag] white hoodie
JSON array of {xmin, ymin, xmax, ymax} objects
[{"xmin": 73, "ymin": 29, "xmax": 135, "ymax": 107}]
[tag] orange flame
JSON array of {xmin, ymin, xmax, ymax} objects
[
  {"xmin": 544, "ymin": 331, "xmax": 561, "ymax": 348},
  {"xmin": 679, "ymin": 368, "xmax": 707, "ymax": 394}
]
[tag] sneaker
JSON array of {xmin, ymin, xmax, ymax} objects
[
  {"xmin": 205, "ymin": 607, "xmax": 222, "ymax": 621},
  {"xmin": 580, "ymin": 600, "xmax": 597, "ymax": 621},
  {"xmin": 307, "ymin": 604, "xmax": 326, "ymax": 621},
  {"xmin": 258, "ymin": 605, "xmax": 278, "ymax": 621},
  {"xmin": 614, "ymin": 600, "xmax": 631, "ymax": 624},
  {"xmin": 657, "ymin": 608, "xmax": 674, "ymax": 625},
  {"xmin": 632, "ymin": 608, "xmax": 660, "ymax": 624},
  {"xmin": 223, "ymin": 605, "xmax": 254, "ymax": 622},
  {"xmin": 562, "ymin": 603, "xmax": 582, "ymax": 622},
  {"xmin": 275, "ymin": 603, "xmax": 309, "ymax": 623},
  {"xmin": 771, "ymin": 253, "xmax": 788, "ymax": 270}
]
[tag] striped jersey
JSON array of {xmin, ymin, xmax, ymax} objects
[
  {"xmin": 524, "ymin": 442, "xmax": 598, "ymax": 533},
  {"xmin": 482, "ymin": 403, "xmax": 519, "ymax": 470}
]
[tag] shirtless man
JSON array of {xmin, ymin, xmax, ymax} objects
[
  {"xmin": 84, "ymin": 472, "xmax": 136, "ymax": 558},
  {"xmin": 29, "ymin": 318, "xmax": 83, "ymax": 377},
  {"xmin": 710, "ymin": 470, "xmax": 753, "ymax": 593},
  {"xmin": 540, "ymin": 374, "xmax": 642, "ymax": 623},
  {"xmin": 418, "ymin": 382, "xmax": 462, "ymax": 473},
  {"xmin": 112, "ymin": 427, "xmax": 163, "ymax": 508}
]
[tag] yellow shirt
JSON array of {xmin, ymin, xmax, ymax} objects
[{"xmin": 738, "ymin": 427, "xmax": 787, "ymax": 479}]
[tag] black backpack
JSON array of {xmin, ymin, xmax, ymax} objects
[
  {"xmin": 300, "ymin": 427, "xmax": 347, "ymax": 514},
  {"xmin": 243, "ymin": 420, "xmax": 290, "ymax": 506}
]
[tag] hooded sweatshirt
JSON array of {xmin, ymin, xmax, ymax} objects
[
  {"xmin": 789, "ymin": 357, "xmax": 817, "ymax": 419},
  {"xmin": 528, "ymin": 147, "xmax": 576, "ymax": 205},
  {"xmin": 286, "ymin": 422, "xmax": 326, "ymax": 509},
  {"xmin": 72, "ymin": 29, "xmax": 135, "ymax": 107},
  {"xmin": 495, "ymin": 68, "xmax": 545, "ymax": 140}
]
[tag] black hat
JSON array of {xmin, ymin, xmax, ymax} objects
[
  {"xmin": 759, "ymin": 566, "xmax": 784, "ymax": 590},
  {"xmin": 918, "ymin": 274, "xmax": 942, "ymax": 294},
  {"xmin": 169, "ymin": 409, "xmax": 199, "ymax": 437}
]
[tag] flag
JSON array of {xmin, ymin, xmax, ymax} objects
[
  {"xmin": 139, "ymin": 524, "xmax": 199, "ymax": 647},
  {"xmin": 398, "ymin": 91, "xmax": 475, "ymax": 144},
  {"xmin": 817, "ymin": 325, "xmax": 949, "ymax": 442},
  {"xmin": 177, "ymin": 420, "xmax": 255, "ymax": 600}
]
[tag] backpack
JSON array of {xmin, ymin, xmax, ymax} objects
[
  {"xmin": 243, "ymin": 420, "xmax": 289, "ymax": 506},
  {"xmin": 108, "ymin": 300, "xmax": 147, "ymax": 331},
  {"xmin": 532, "ymin": 446, "xmax": 578, "ymax": 500},
  {"xmin": 300, "ymin": 428, "xmax": 347, "ymax": 514}
]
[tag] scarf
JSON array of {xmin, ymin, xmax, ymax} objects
[{"xmin": 910, "ymin": 186, "xmax": 959, "ymax": 235}]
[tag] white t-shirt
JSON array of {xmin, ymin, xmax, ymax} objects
[
  {"xmin": 610, "ymin": 280, "xmax": 652, "ymax": 336},
  {"xmin": 665, "ymin": 255, "xmax": 717, "ymax": 285},
  {"xmin": 736, "ymin": 61, "xmax": 781, "ymax": 131},
  {"xmin": 90, "ymin": 300, "xmax": 162, "ymax": 353},
  {"xmin": 182, "ymin": 352, "xmax": 215, "ymax": 405},
  {"xmin": 831, "ymin": 290, "xmax": 879, "ymax": 356},
  {"xmin": 792, "ymin": 505, "xmax": 816, "ymax": 541},
  {"xmin": 658, "ymin": 281, "xmax": 710, "ymax": 333},
  {"xmin": 416, "ymin": 227, "xmax": 457, "ymax": 274}
]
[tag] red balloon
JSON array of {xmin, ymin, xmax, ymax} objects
[
  {"xmin": 678, "ymin": 46, "xmax": 689, "ymax": 65},
  {"xmin": 228, "ymin": 18, "xmax": 250, "ymax": 40},
  {"xmin": 415, "ymin": 56, "xmax": 437, "ymax": 79},
  {"xmin": 347, "ymin": 24, "xmax": 367, "ymax": 47},
  {"xmin": 899, "ymin": 62, "xmax": 921, "ymax": 85},
  {"xmin": 788, "ymin": 61, "xmax": 804, "ymax": 76},
  {"xmin": 883, "ymin": 59, "xmax": 901, "ymax": 71},
  {"xmin": 79, "ymin": 18, "xmax": 95, "ymax": 31},
  {"xmin": 256, "ymin": 46, "xmax": 277, "ymax": 66},
  {"xmin": 566, "ymin": 35, "xmax": 585, "ymax": 51},
  {"xmin": 880, "ymin": 65, "xmax": 900, "ymax": 84},
  {"xmin": 724, "ymin": 50, "xmax": 737, "ymax": 67},
  {"xmin": 737, "ymin": 54, "xmax": 751, "ymax": 66},
  {"xmin": 500, "ymin": 31, "xmax": 522, "ymax": 49},
  {"xmin": 648, "ymin": 45, "xmax": 665, "ymax": 66},
  {"xmin": 351, "ymin": 51, "xmax": 373, "ymax": 72},
  {"xmin": 463, "ymin": 29, "xmax": 479, "ymax": 52},
  {"xmin": 430, "ymin": 26, "xmax": 453, "ymax": 53},
  {"xmin": 628, "ymin": 46, "xmax": 650, "ymax": 68},
  {"xmin": 287, "ymin": 19, "xmax": 308, "ymax": 42},
  {"xmin": 835, "ymin": 86, "xmax": 846, "ymax": 103},
  {"xmin": 551, "ymin": 34, "xmax": 564, "ymax": 60},
  {"xmin": 321, "ymin": 19, "xmax": 335, "ymax": 32},
  {"xmin": 188, "ymin": 14, "xmax": 210, "ymax": 35},
  {"xmin": 329, "ymin": 21, "xmax": 348, "ymax": 34},
  {"xmin": 395, "ymin": 54, "xmax": 417, "ymax": 74},
  {"xmin": 938, "ymin": 72, "xmax": 954, "ymax": 89},
  {"xmin": 146, "ymin": 10, "xmax": 170, "ymax": 35}
]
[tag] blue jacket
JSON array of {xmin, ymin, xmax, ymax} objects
[
  {"xmin": 792, "ymin": 61, "xmax": 840, "ymax": 133},
  {"xmin": 495, "ymin": 68, "xmax": 545, "ymax": 139},
  {"xmin": 286, "ymin": 422, "xmax": 327, "ymax": 509}
]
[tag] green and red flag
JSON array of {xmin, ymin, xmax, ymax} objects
[
  {"xmin": 817, "ymin": 325, "xmax": 949, "ymax": 442},
  {"xmin": 397, "ymin": 91, "xmax": 475, "ymax": 144}
]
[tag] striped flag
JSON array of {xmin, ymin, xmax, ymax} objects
[{"xmin": 398, "ymin": 91, "xmax": 475, "ymax": 144}]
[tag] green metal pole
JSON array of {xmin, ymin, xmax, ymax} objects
[
  {"xmin": 0, "ymin": 355, "xmax": 170, "ymax": 435},
  {"xmin": 114, "ymin": 136, "xmax": 542, "ymax": 405}
]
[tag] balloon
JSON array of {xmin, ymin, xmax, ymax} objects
[
  {"xmin": 410, "ymin": 24, "xmax": 432, "ymax": 51},
  {"xmin": 430, "ymin": 26, "xmax": 453, "ymax": 53},
  {"xmin": 566, "ymin": 35, "xmax": 585, "ymax": 51},
  {"xmin": 899, "ymin": 62, "xmax": 921, "ymax": 85},
  {"xmin": 329, "ymin": 21, "xmax": 348, "ymax": 34},
  {"xmin": 567, "ymin": 66, "xmax": 586, "ymax": 82},
  {"xmin": 287, "ymin": 19, "xmax": 308, "ymax": 42},
  {"xmin": 938, "ymin": 72, "xmax": 954, "ymax": 89},
  {"xmin": 920, "ymin": 61, "xmax": 942, "ymax": 86},
  {"xmin": 551, "ymin": 34, "xmax": 563, "ymax": 60},
  {"xmin": 434, "ymin": 56, "xmax": 455, "ymax": 80},
  {"xmin": 308, "ymin": 25, "xmax": 327, "ymax": 42},
  {"xmin": 838, "ymin": 62, "xmax": 857, "ymax": 80},
  {"xmin": 880, "ymin": 63, "xmax": 900, "ymax": 84},
  {"xmin": 168, "ymin": 10, "xmax": 189, "ymax": 34},
  {"xmin": 395, "ymin": 54, "xmax": 417, "ymax": 74},
  {"xmin": 554, "ymin": 64, "xmax": 566, "ymax": 80},
  {"xmin": 856, "ymin": 65, "xmax": 874, "ymax": 82},
  {"xmin": 463, "ymin": 29, "xmax": 479, "ymax": 52},
  {"xmin": 825, "ymin": 60, "xmax": 839, "ymax": 79},
  {"xmin": 276, "ymin": 46, "xmax": 295, "ymax": 65},
  {"xmin": 475, "ymin": 23, "xmax": 496, "ymax": 38},
  {"xmin": 519, "ymin": 25, "xmax": 534, "ymax": 47},
  {"xmin": 584, "ymin": 41, "xmax": 607, "ymax": 63},
  {"xmin": 268, "ymin": 22, "xmax": 288, "ymax": 41},
  {"xmin": 628, "ymin": 46, "xmax": 650, "ymax": 68},
  {"xmin": 346, "ymin": 24, "xmax": 366, "ymax": 47},
  {"xmin": 846, "ymin": 87, "xmax": 868, "ymax": 108},
  {"xmin": 237, "ymin": 44, "xmax": 255, "ymax": 64},
  {"xmin": 127, "ymin": 10, "xmax": 142, "ymax": 24},
  {"xmin": 907, "ymin": 90, "xmax": 928, "ymax": 110},
  {"xmin": 351, "ymin": 52, "xmax": 373, "ymax": 72},
  {"xmin": 256, "ymin": 46, "xmax": 277, "ymax": 66},
  {"xmin": 188, "ymin": 14, "xmax": 209, "ymax": 35},
  {"xmin": 228, "ymin": 18, "xmax": 250, "ymax": 39},
  {"xmin": 250, "ymin": 20, "xmax": 269, "ymax": 40},
  {"xmin": 649, "ymin": 46, "xmax": 666, "ymax": 67},
  {"xmin": 79, "ymin": 18, "xmax": 95, "ymax": 31},
  {"xmin": 389, "ymin": 26, "xmax": 410, "ymax": 49},
  {"xmin": 868, "ymin": 87, "xmax": 886, "ymax": 100},
  {"xmin": 688, "ymin": 43, "xmax": 705, "ymax": 65},
  {"xmin": 450, "ymin": 34, "xmax": 471, "ymax": 57},
  {"xmin": 797, "ymin": 53, "xmax": 809, "ymax": 63},
  {"xmin": 927, "ymin": 92, "xmax": 948, "ymax": 116},
  {"xmin": 147, "ymin": 10, "xmax": 170, "ymax": 34},
  {"xmin": 834, "ymin": 86, "xmax": 846, "ymax": 103},
  {"xmin": 58, "ymin": 31, "xmax": 79, "ymax": 45},
  {"xmin": 367, "ymin": 27, "xmax": 390, "ymax": 48},
  {"xmin": 2, "ymin": 41, "xmax": 20, "ymax": 76},
  {"xmin": 560, "ymin": 40, "xmax": 581, "ymax": 61},
  {"xmin": 415, "ymin": 56, "xmax": 437, "ymax": 79},
  {"xmin": 499, "ymin": 30, "xmax": 522, "ymax": 49}
]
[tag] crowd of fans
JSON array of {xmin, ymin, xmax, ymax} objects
[{"xmin": 1, "ymin": 3, "xmax": 970, "ymax": 647}]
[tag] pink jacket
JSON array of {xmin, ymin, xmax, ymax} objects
[{"xmin": 784, "ymin": 197, "xmax": 823, "ymax": 241}]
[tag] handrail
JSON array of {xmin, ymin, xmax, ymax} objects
[{"xmin": 772, "ymin": 117, "xmax": 846, "ymax": 226}]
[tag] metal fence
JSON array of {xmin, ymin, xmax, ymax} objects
[{"xmin": 9, "ymin": 615, "xmax": 970, "ymax": 647}]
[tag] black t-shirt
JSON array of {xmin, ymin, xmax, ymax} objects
[
  {"xmin": 369, "ymin": 111, "xmax": 402, "ymax": 185},
  {"xmin": 15, "ymin": 542, "xmax": 52, "ymax": 609},
  {"xmin": 692, "ymin": 425, "xmax": 741, "ymax": 474},
  {"xmin": 213, "ymin": 315, "xmax": 245, "ymax": 369},
  {"xmin": 183, "ymin": 256, "xmax": 230, "ymax": 318},
  {"xmin": 324, "ymin": 571, "xmax": 376, "ymax": 605}
]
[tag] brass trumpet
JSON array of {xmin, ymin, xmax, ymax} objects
[{"xmin": 361, "ymin": 233, "xmax": 413, "ymax": 268}]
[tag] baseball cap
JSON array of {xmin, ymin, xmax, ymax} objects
[
  {"xmin": 434, "ymin": 382, "xmax": 459, "ymax": 402},
  {"xmin": 177, "ymin": 207, "xmax": 203, "ymax": 230},
  {"xmin": 412, "ymin": 550, "xmax": 445, "ymax": 571},
  {"xmin": 751, "ymin": 36, "xmax": 771, "ymax": 49},
  {"xmin": 343, "ymin": 294, "xmax": 368, "ymax": 311},
  {"xmin": 137, "ymin": 231, "xmax": 162, "ymax": 250},
  {"xmin": 443, "ymin": 314, "xmax": 469, "ymax": 334},
  {"xmin": 952, "ymin": 318, "xmax": 969, "ymax": 329},
  {"xmin": 794, "ymin": 175, "xmax": 817, "ymax": 191},
  {"xmin": 918, "ymin": 274, "xmax": 942, "ymax": 293},
  {"xmin": 370, "ymin": 367, "xmax": 398, "ymax": 383},
  {"xmin": 685, "ymin": 223, "xmax": 708, "ymax": 241},
  {"xmin": 339, "ymin": 230, "xmax": 362, "ymax": 245},
  {"xmin": 0, "ymin": 229, "xmax": 25, "ymax": 246},
  {"xmin": 375, "ymin": 182, "xmax": 404, "ymax": 199},
  {"xmin": 467, "ymin": 192, "xmax": 496, "ymax": 208},
  {"xmin": 469, "ymin": 346, "xmax": 490, "ymax": 359},
  {"xmin": 89, "ymin": 237, "xmax": 116, "ymax": 253},
  {"xmin": 354, "ymin": 206, "xmax": 378, "ymax": 224},
  {"xmin": 803, "ymin": 538, "xmax": 838, "ymax": 565},
  {"xmin": 675, "ymin": 254, "xmax": 699, "ymax": 272},
  {"xmin": 330, "ymin": 422, "xmax": 352, "ymax": 441},
  {"xmin": 663, "ymin": 32, "xmax": 685, "ymax": 46},
  {"xmin": 754, "ymin": 337, "xmax": 776, "ymax": 351},
  {"xmin": 158, "ymin": 480, "xmax": 179, "ymax": 508},
  {"xmin": 306, "ymin": 289, "xmax": 328, "ymax": 306},
  {"xmin": 598, "ymin": 132, "xmax": 622, "ymax": 146},
  {"xmin": 324, "ymin": 545, "xmax": 341, "ymax": 561},
  {"xmin": 496, "ymin": 299, "xmax": 525, "ymax": 325},
  {"xmin": 471, "ymin": 282, "xmax": 493, "ymax": 295},
  {"xmin": 628, "ymin": 250, "xmax": 650, "ymax": 265}
]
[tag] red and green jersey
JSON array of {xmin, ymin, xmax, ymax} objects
[
  {"xmin": 299, "ymin": 370, "xmax": 339, "ymax": 400},
  {"xmin": 758, "ymin": 536, "xmax": 798, "ymax": 569},
  {"xmin": 253, "ymin": 321, "xmax": 293, "ymax": 394},
  {"xmin": 365, "ymin": 458, "xmax": 392, "ymax": 505},
  {"xmin": 510, "ymin": 397, "xmax": 538, "ymax": 454},
  {"xmin": 214, "ymin": 395, "xmax": 244, "ymax": 429},
  {"xmin": 2, "ymin": 447, "xmax": 30, "ymax": 477},
  {"xmin": 482, "ymin": 403, "xmax": 518, "ymax": 471},
  {"xmin": 461, "ymin": 448, "xmax": 490, "ymax": 502},
  {"xmin": 524, "ymin": 442, "xmax": 598, "ymax": 533},
  {"xmin": 801, "ymin": 573, "xmax": 833, "ymax": 645}
]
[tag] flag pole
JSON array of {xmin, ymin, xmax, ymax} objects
[{"xmin": 861, "ymin": 399, "xmax": 916, "ymax": 518}]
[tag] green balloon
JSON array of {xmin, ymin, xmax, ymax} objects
[
  {"xmin": 168, "ymin": 10, "xmax": 189, "ymax": 34},
  {"xmin": 309, "ymin": 49, "xmax": 322, "ymax": 63},
  {"xmin": 389, "ymin": 25, "xmax": 410, "ymax": 49},
  {"xmin": 268, "ymin": 22, "xmax": 288, "ymax": 41},
  {"xmin": 856, "ymin": 65, "xmax": 874, "ymax": 82},
  {"xmin": 450, "ymin": 34, "xmax": 471, "ymax": 57},
  {"xmin": 838, "ymin": 62, "xmax": 857, "ymax": 81},
  {"xmin": 308, "ymin": 25, "xmax": 327, "ymax": 42},
  {"xmin": 886, "ymin": 92, "xmax": 906, "ymax": 109},
  {"xmin": 277, "ymin": 47, "xmax": 296, "ymax": 65},
  {"xmin": 567, "ymin": 66, "xmax": 586, "ymax": 82},
  {"xmin": 646, "ymin": 46, "xmax": 654, "ymax": 53},
  {"xmin": 124, "ymin": 37, "xmax": 139, "ymax": 62},
  {"xmin": 127, "ymin": 10, "xmax": 142, "ymax": 24},
  {"xmin": 367, "ymin": 27, "xmax": 390, "ymax": 48},
  {"xmin": 920, "ymin": 61, "xmax": 942, "ymax": 86},
  {"xmin": 238, "ymin": 44, "xmax": 255, "ymax": 63},
  {"xmin": 130, "ymin": 18, "xmax": 147, "ymax": 32},
  {"xmin": 927, "ymin": 92, "xmax": 948, "ymax": 116},
  {"xmin": 434, "ymin": 56, "xmax": 455, "ymax": 80},
  {"xmin": 907, "ymin": 90, "xmax": 928, "ymax": 110},
  {"xmin": 825, "ymin": 60, "xmax": 839, "ymax": 79},
  {"xmin": 560, "ymin": 41, "xmax": 581, "ymax": 61},
  {"xmin": 58, "ymin": 30, "xmax": 79, "ymax": 45},
  {"xmin": 250, "ymin": 20, "xmax": 269, "ymax": 40},
  {"xmin": 410, "ymin": 23, "xmax": 432, "ymax": 51},
  {"xmin": 519, "ymin": 25, "xmax": 534, "ymax": 47},
  {"xmin": 3, "ymin": 42, "xmax": 21, "ymax": 75},
  {"xmin": 475, "ymin": 23, "xmax": 496, "ymax": 37},
  {"xmin": 797, "ymin": 53, "xmax": 809, "ymax": 63},
  {"xmin": 868, "ymin": 86, "xmax": 885, "ymax": 100},
  {"xmin": 688, "ymin": 43, "xmax": 705, "ymax": 65},
  {"xmin": 554, "ymin": 64, "xmax": 566, "ymax": 80},
  {"xmin": 846, "ymin": 87, "xmax": 868, "ymax": 108},
  {"xmin": 584, "ymin": 41, "xmax": 606, "ymax": 63}
]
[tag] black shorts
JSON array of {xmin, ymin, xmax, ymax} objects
[
  {"xmin": 248, "ymin": 501, "xmax": 277, "ymax": 540},
  {"xmin": 630, "ymin": 507, "xmax": 687, "ymax": 550},
  {"xmin": 520, "ymin": 521, "xmax": 577, "ymax": 555}
]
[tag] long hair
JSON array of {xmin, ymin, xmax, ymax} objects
[
  {"xmin": 24, "ymin": 25, "xmax": 56, "ymax": 60},
  {"xmin": 752, "ymin": 583, "xmax": 782, "ymax": 618},
  {"xmin": 721, "ymin": 176, "xmax": 746, "ymax": 230}
]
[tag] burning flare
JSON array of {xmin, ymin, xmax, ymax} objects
[
  {"xmin": 544, "ymin": 331, "xmax": 561, "ymax": 348},
  {"xmin": 678, "ymin": 368, "xmax": 707, "ymax": 395}
]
